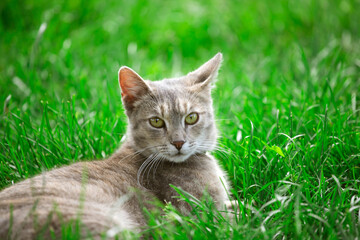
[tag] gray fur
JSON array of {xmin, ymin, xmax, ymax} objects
[{"xmin": 0, "ymin": 53, "xmax": 230, "ymax": 239}]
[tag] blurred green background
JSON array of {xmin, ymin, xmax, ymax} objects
[
  {"xmin": 1, "ymin": 0, "xmax": 359, "ymax": 111},
  {"xmin": 1, "ymin": 0, "xmax": 360, "ymax": 238}
]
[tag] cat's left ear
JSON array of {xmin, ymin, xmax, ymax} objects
[
  {"xmin": 118, "ymin": 66, "xmax": 151, "ymax": 110},
  {"xmin": 187, "ymin": 52, "xmax": 222, "ymax": 91}
]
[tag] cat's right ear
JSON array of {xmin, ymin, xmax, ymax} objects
[
  {"xmin": 187, "ymin": 53, "xmax": 222, "ymax": 93},
  {"xmin": 118, "ymin": 67, "xmax": 150, "ymax": 109}
]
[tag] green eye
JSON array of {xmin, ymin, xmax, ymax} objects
[
  {"xmin": 149, "ymin": 117, "xmax": 165, "ymax": 128},
  {"xmin": 185, "ymin": 112, "xmax": 199, "ymax": 125}
]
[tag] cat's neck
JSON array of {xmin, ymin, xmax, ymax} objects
[{"xmin": 108, "ymin": 141, "xmax": 145, "ymax": 164}]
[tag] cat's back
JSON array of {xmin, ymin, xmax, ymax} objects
[
  {"xmin": 1, "ymin": 160, "xmax": 115, "ymax": 203},
  {"xmin": 0, "ymin": 147, "xmax": 144, "ymax": 239},
  {"xmin": 0, "ymin": 144, "xmax": 141, "ymax": 202}
]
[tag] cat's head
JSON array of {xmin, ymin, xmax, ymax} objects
[{"xmin": 118, "ymin": 53, "xmax": 222, "ymax": 163}]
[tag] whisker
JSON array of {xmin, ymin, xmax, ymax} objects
[
  {"xmin": 146, "ymin": 153, "xmax": 162, "ymax": 180},
  {"xmin": 152, "ymin": 154, "xmax": 165, "ymax": 179},
  {"xmin": 137, "ymin": 153, "xmax": 158, "ymax": 187}
]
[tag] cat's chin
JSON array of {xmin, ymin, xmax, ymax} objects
[{"xmin": 166, "ymin": 153, "xmax": 192, "ymax": 163}]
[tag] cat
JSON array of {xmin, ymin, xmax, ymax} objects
[{"xmin": 0, "ymin": 53, "xmax": 231, "ymax": 239}]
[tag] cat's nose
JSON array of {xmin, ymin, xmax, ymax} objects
[{"xmin": 171, "ymin": 141, "xmax": 185, "ymax": 150}]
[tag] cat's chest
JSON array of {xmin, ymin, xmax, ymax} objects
[{"xmin": 146, "ymin": 154, "xmax": 225, "ymax": 199}]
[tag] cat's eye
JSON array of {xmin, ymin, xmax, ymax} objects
[
  {"xmin": 149, "ymin": 117, "xmax": 165, "ymax": 128},
  {"xmin": 185, "ymin": 112, "xmax": 199, "ymax": 125}
]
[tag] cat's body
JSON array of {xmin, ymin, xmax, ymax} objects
[{"xmin": 0, "ymin": 53, "xmax": 230, "ymax": 239}]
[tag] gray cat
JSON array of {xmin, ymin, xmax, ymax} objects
[{"xmin": 0, "ymin": 53, "xmax": 231, "ymax": 239}]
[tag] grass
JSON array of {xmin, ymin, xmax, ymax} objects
[{"xmin": 1, "ymin": 0, "xmax": 360, "ymax": 239}]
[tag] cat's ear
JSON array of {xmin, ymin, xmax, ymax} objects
[
  {"xmin": 118, "ymin": 67, "xmax": 150, "ymax": 109},
  {"xmin": 188, "ymin": 52, "xmax": 222, "ymax": 91}
]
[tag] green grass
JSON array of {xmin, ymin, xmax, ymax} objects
[{"xmin": 1, "ymin": 0, "xmax": 360, "ymax": 239}]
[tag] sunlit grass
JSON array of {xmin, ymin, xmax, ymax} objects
[{"xmin": 1, "ymin": 0, "xmax": 360, "ymax": 239}]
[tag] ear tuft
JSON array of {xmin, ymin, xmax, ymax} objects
[
  {"xmin": 118, "ymin": 67, "xmax": 150, "ymax": 109},
  {"xmin": 188, "ymin": 53, "xmax": 223, "ymax": 88}
]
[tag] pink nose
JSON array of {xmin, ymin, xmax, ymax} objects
[{"xmin": 171, "ymin": 141, "xmax": 185, "ymax": 150}]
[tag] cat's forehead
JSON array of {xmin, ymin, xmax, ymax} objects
[
  {"xmin": 154, "ymin": 97, "xmax": 189, "ymax": 118},
  {"xmin": 151, "ymin": 86, "xmax": 192, "ymax": 115},
  {"xmin": 146, "ymin": 78, "xmax": 189, "ymax": 102},
  {"xmin": 142, "ymin": 78, "xmax": 208, "ymax": 117}
]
